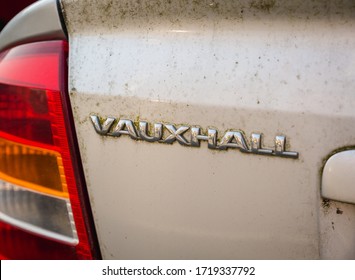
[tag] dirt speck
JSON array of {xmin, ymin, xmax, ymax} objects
[
  {"xmin": 336, "ymin": 208, "xmax": 343, "ymax": 215},
  {"xmin": 251, "ymin": 0, "xmax": 276, "ymax": 12},
  {"xmin": 208, "ymin": 2, "xmax": 219, "ymax": 9},
  {"xmin": 322, "ymin": 199, "xmax": 330, "ymax": 210}
]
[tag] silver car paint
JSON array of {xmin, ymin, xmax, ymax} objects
[
  {"xmin": 2, "ymin": 0, "xmax": 355, "ymax": 259},
  {"xmin": 0, "ymin": 0, "xmax": 65, "ymax": 52}
]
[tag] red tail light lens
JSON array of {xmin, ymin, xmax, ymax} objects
[{"xmin": 0, "ymin": 41, "xmax": 98, "ymax": 259}]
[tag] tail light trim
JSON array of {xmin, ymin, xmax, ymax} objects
[{"xmin": 0, "ymin": 0, "xmax": 66, "ymax": 53}]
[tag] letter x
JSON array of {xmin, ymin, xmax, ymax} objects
[{"xmin": 163, "ymin": 124, "xmax": 190, "ymax": 145}]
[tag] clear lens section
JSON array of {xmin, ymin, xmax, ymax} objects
[{"xmin": 0, "ymin": 179, "xmax": 78, "ymax": 245}]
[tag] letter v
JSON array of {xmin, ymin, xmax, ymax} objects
[{"xmin": 90, "ymin": 115, "xmax": 116, "ymax": 135}]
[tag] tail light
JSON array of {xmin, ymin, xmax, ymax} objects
[{"xmin": 0, "ymin": 41, "xmax": 99, "ymax": 259}]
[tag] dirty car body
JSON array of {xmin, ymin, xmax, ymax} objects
[{"xmin": 0, "ymin": 0, "xmax": 355, "ymax": 259}]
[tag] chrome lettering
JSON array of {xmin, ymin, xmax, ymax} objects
[
  {"xmin": 274, "ymin": 135, "xmax": 298, "ymax": 158},
  {"xmin": 90, "ymin": 115, "xmax": 299, "ymax": 159},
  {"xmin": 90, "ymin": 115, "xmax": 115, "ymax": 135},
  {"xmin": 190, "ymin": 127, "xmax": 217, "ymax": 149},
  {"xmin": 110, "ymin": 119, "xmax": 138, "ymax": 139},
  {"xmin": 138, "ymin": 121, "xmax": 163, "ymax": 142},
  {"xmin": 251, "ymin": 133, "xmax": 273, "ymax": 155},
  {"xmin": 218, "ymin": 131, "xmax": 249, "ymax": 152},
  {"xmin": 163, "ymin": 124, "xmax": 190, "ymax": 145}
]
